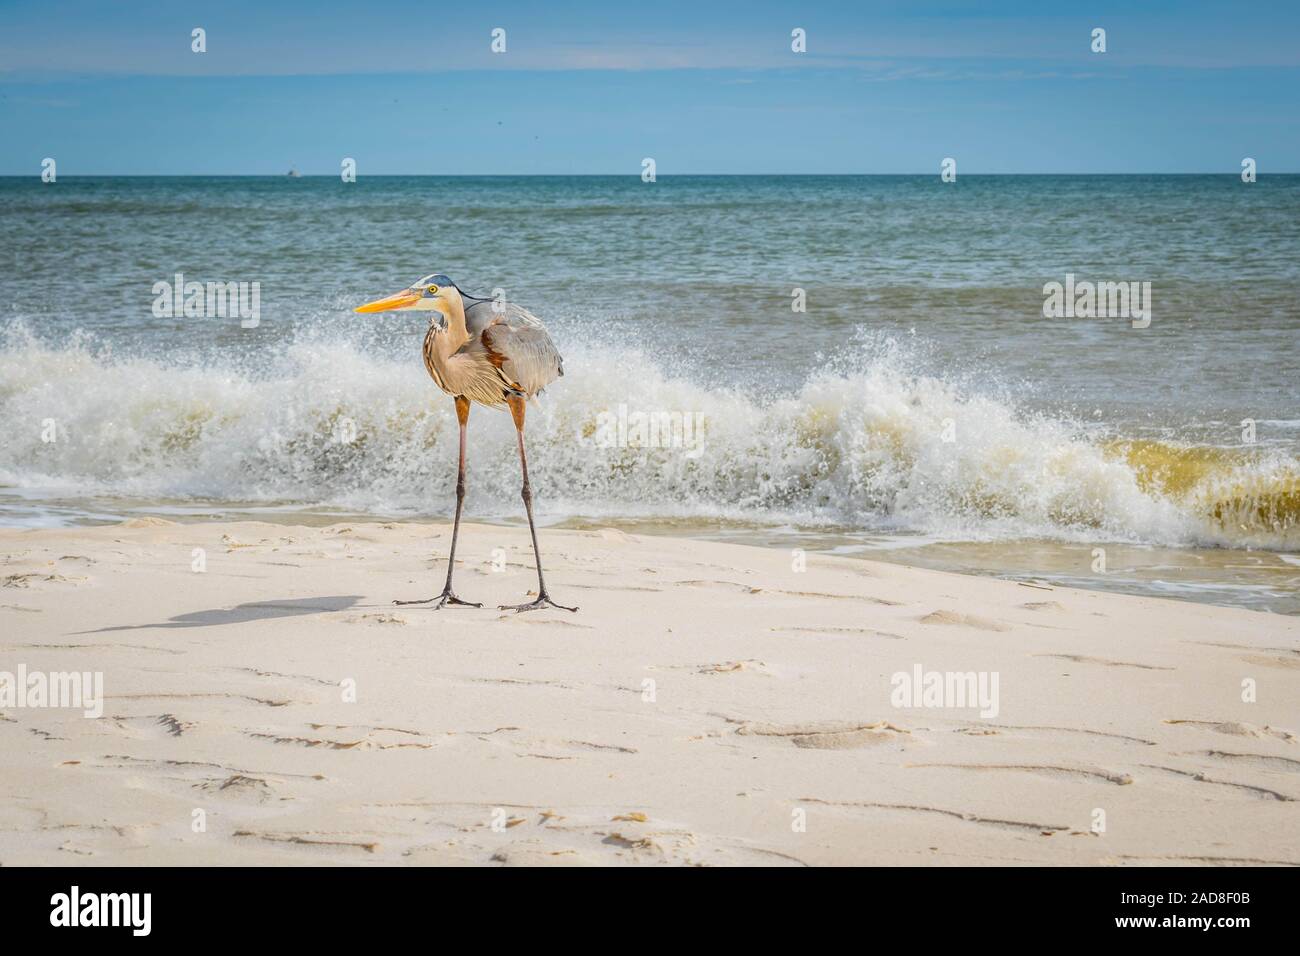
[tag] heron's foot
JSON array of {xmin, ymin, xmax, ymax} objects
[
  {"xmin": 498, "ymin": 592, "xmax": 579, "ymax": 614},
  {"xmin": 394, "ymin": 589, "xmax": 482, "ymax": 609}
]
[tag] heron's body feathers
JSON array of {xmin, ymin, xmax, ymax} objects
[{"xmin": 422, "ymin": 295, "xmax": 564, "ymax": 407}]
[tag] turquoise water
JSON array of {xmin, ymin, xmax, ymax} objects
[{"xmin": 2, "ymin": 175, "xmax": 1298, "ymax": 610}]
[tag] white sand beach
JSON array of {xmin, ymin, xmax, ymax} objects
[{"xmin": 0, "ymin": 519, "xmax": 1296, "ymax": 866}]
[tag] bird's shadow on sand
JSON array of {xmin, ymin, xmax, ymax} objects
[{"xmin": 75, "ymin": 595, "xmax": 363, "ymax": 633}]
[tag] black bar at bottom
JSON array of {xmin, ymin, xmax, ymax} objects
[{"xmin": 0, "ymin": 865, "xmax": 1291, "ymax": 942}]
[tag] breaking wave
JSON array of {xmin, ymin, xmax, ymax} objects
[{"xmin": 1, "ymin": 323, "xmax": 1296, "ymax": 548}]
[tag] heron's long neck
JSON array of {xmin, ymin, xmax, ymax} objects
[{"xmin": 434, "ymin": 297, "xmax": 470, "ymax": 357}]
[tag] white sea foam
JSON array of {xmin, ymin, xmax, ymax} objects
[{"xmin": 1, "ymin": 324, "xmax": 1295, "ymax": 548}]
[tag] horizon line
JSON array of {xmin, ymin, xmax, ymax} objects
[{"xmin": 4, "ymin": 171, "xmax": 1295, "ymax": 178}]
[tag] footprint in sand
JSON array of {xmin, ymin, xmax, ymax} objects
[
  {"xmin": 345, "ymin": 612, "xmax": 409, "ymax": 626},
  {"xmin": 653, "ymin": 660, "xmax": 769, "ymax": 675},
  {"xmin": 737, "ymin": 720, "xmax": 913, "ymax": 750},
  {"xmin": 110, "ymin": 713, "xmax": 193, "ymax": 739},
  {"xmin": 194, "ymin": 773, "xmax": 277, "ymax": 803},
  {"xmin": 2, "ymin": 572, "xmax": 88, "ymax": 589},
  {"xmin": 1164, "ymin": 719, "xmax": 1296, "ymax": 742},
  {"xmin": 696, "ymin": 660, "xmax": 769, "ymax": 675},
  {"xmin": 919, "ymin": 610, "xmax": 1009, "ymax": 632},
  {"xmin": 245, "ymin": 724, "xmax": 435, "ymax": 750}
]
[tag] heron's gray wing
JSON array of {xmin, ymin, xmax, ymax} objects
[{"xmin": 477, "ymin": 304, "xmax": 565, "ymax": 397}]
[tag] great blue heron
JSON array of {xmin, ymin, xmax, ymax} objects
[{"xmin": 355, "ymin": 274, "xmax": 576, "ymax": 613}]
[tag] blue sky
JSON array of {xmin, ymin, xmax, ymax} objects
[{"xmin": 1, "ymin": 0, "xmax": 1297, "ymax": 174}]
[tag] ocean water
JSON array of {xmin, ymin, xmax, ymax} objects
[{"xmin": 2, "ymin": 175, "xmax": 1298, "ymax": 612}]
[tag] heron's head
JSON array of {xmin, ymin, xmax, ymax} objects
[{"xmin": 354, "ymin": 274, "xmax": 462, "ymax": 315}]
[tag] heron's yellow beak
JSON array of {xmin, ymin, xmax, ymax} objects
[{"xmin": 354, "ymin": 289, "xmax": 422, "ymax": 313}]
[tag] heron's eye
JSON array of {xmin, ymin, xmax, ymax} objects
[{"xmin": 426, "ymin": 285, "xmax": 439, "ymax": 295}]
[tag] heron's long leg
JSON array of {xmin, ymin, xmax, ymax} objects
[
  {"xmin": 499, "ymin": 395, "xmax": 577, "ymax": 613},
  {"xmin": 395, "ymin": 396, "xmax": 481, "ymax": 609}
]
